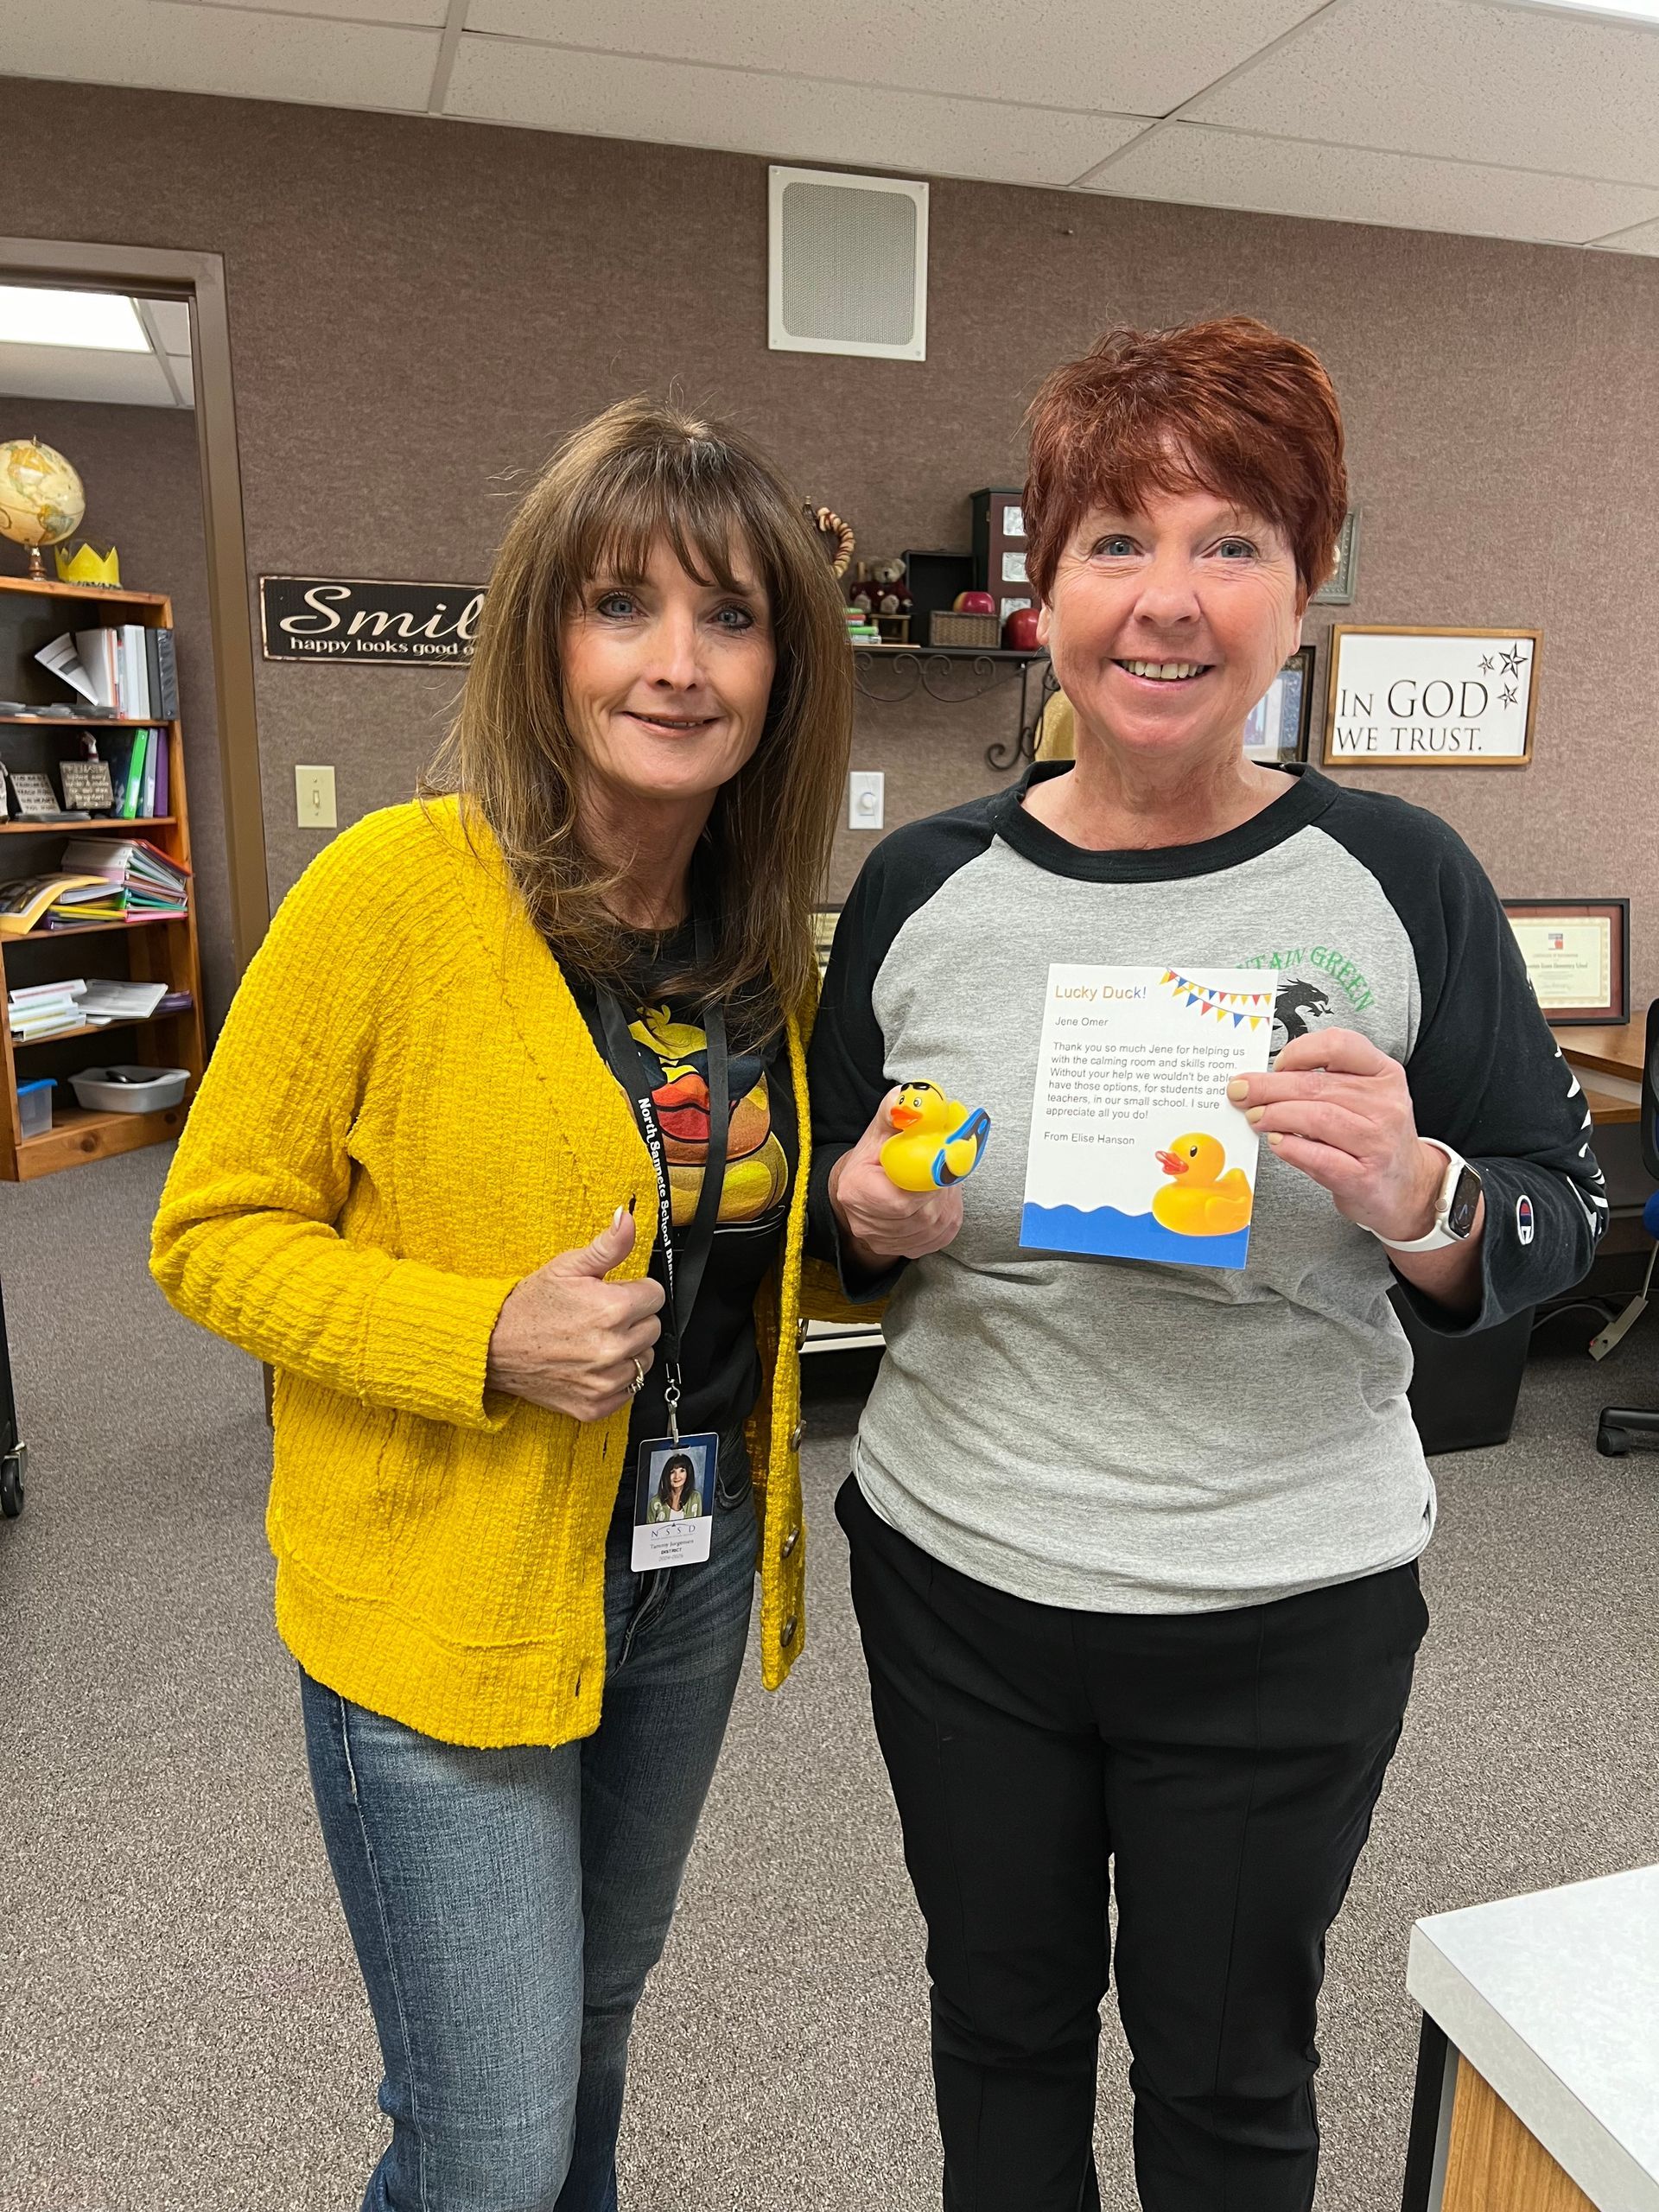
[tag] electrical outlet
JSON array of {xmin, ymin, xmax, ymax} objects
[
  {"xmin": 849, "ymin": 770, "xmax": 884, "ymax": 830},
  {"xmin": 296, "ymin": 765, "xmax": 337, "ymax": 829}
]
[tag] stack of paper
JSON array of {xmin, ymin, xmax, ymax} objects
[
  {"xmin": 6, "ymin": 978, "xmax": 88, "ymax": 1039},
  {"xmin": 74, "ymin": 979, "xmax": 169, "ymax": 1023},
  {"xmin": 58, "ymin": 838, "xmax": 189, "ymax": 918}
]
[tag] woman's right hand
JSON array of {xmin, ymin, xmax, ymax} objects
[
  {"xmin": 486, "ymin": 1210, "xmax": 664, "ymax": 1422},
  {"xmin": 828, "ymin": 1088, "xmax": 965, "ymax": 1274}
]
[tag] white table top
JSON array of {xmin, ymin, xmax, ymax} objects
[{"xmin": 1408, "ymin": 1864, "xmax": 1659, "ymax": 2212}]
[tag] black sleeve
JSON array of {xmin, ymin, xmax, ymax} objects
[
  {"xmin": 1321, "ymin": 787, "xmax": 1607, "ymax": 1335},
  {"xmin": 805, "ymin": 803, "xmax": 996, "ymax": 1299}
]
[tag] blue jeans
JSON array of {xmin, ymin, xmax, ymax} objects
[{"xmin": 301, "ymin": 1459, "xmax": 757, "ymax": 2212}]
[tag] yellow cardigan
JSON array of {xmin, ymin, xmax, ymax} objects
[{"xmin": 151, "ymin": 796, "xmax": 855, "ymax": 1749}]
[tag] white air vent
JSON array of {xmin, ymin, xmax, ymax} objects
[{"xmin": 769, "ymin": 167, "xmax": 928, "ymax": 362}]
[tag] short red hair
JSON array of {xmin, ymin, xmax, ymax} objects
[{"xmin": 1023, "ymin": 317, "xmax": 1348, "ymax": 603}]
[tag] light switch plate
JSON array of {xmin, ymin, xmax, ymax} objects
[
  {"xmin": 849, "ymin": 769, "xmax": 884, "ymax": 830},
  {"xmin": 296, "ymin": 764, "xmax": 337, "ymax": 829}
]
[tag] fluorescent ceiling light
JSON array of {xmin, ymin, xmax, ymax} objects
[
  {"xmin": 0, "ymin": 287, "xmax": 149, "ymax": 353},
  {"xmin": 1502, "ymin": 0, "xmax": 1659, "ymax": 21}
]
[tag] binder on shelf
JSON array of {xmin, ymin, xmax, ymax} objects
[
  {"xmin": 119, "ymin": 728, "xmax": 149, "ymax": 819},
  {"xmin": 144, "ymin": 629, "xmax": 179, "ymax": 721},
  {"xmin": 139, "ymin": 731, "xmax": 158, "ymax": 820}
]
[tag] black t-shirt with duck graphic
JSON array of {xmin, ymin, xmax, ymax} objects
[{"xmin": 572, "ymin": 922, "xmax": 798, "ymax": 1461}]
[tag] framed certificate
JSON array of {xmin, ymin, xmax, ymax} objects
[{"xmin": 1501, "ymin": 899, "xmax": 1629, "ymax": 1025}]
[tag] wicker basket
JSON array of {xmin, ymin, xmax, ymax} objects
[{"xmin": 929, "ymin": 611, "xmax": 1001, "ymax": 649}]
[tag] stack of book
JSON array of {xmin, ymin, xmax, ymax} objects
[
  {"xmin": 6, "ymin": 979, "xmax": 89, "ymax": 1040},
  {"xmin": 0, "ymin": 874, "xmax": 124, "ymax": 937},
  {"xmin": 4, "ymin": 976, "xmax": 175, "ymax": 1039},
  {"xmin": 36, "ymin": 626, "xmax": 180, "ymax": 721},
  {"xmin": 59, "ymin": 837, "xmax": 190, "ymax": 920}
]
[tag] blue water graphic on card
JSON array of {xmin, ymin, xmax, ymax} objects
[
  {"xmin": 1020, "ymin": 1201, "xmax": 1252, "ymax": 1271},
  {"xmin": 1019, "ymin": 963, "xmax": 1274, "ymax": 1271}
]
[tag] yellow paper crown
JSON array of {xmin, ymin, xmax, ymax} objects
[{"xmin": 54, "ymin": 541, "xmax": 120, "ymax": 588}]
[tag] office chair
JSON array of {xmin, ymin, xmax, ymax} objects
[{"xmin": 1595, "ymin": 997, "xmax": 1659, "ymax": 1455}]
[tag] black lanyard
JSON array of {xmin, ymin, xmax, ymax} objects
[{"xmin": 594, "ymin": 916, "xmax": 730, "ymax": 1441}]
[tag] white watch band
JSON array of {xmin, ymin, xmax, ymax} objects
[{"xmin": 1372, "ymin": 1140, "xmax": 1469, "ymax": 1253}]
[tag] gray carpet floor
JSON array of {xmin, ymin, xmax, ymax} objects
[{"xmin": 3, "ymin": 1142, "xmax": 1656, "ymax": 2212}]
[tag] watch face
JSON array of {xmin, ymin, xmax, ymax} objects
[{"xmin": 1446, "ymin": 1165, "xmax": 1483, "ymax": 1239}]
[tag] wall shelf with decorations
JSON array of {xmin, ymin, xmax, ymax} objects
[
  {"xmin": 0, "ymin": 575, "xmax": 207, "ymax": 1181},
  {"xmin": 850, "ymin": 644, "xmax": 1055, "ymax": 770}
]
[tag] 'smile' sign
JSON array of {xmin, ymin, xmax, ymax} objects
[{"xmin": 260, "ymin": 576, "xmax": 486, "ymax": 665}]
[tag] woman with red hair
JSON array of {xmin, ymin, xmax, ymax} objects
[{"xmin": 809, "ymin": 319, "xmax": 1603, "ymax": 2209}]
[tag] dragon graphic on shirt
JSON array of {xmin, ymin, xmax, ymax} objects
[{"xmin": 628, "ymin": 1002, "xmax": 789, "ymax": 1230}]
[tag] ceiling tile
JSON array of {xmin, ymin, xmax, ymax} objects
[
  {"xmin": 446, "ymin": 38, "xmax": 1153, "ymax": 186},
  {"xmin": 188, "ymin": 0, "xmax": 449, "ymax": 21},
  {"xmin": 1085, "ymin": 121, "xmax": 1659, "ymax": 243},
  {"xmin": 1185, "ymin": 0, "xmax": 1659, "ymax": 188},
  {"xmin": 0, "ymin": 345, "xmax": 183, "ymax": 409},
  {"xmin": 1591, "ymin": 214, "xmax": 1659, "ymax": 252},
  {"xmin": 1, "ymin": 0, "xmax": 442, "ymax": 112},
  {"xmin": 463, "ymin": 0, "xmax": 1329, "ymax": 117}
]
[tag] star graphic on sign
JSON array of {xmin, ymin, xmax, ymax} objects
[
  {"xmin": 1478, "ymin": 655, "xmax": 1495, "ymax": 673},
  {"xmin": 1500, "ymin": 683, "xmax": 1518, "ymax": 708},
  {"xmin": 1498, "ymin": 644, "xmax": 1528, "ymax": 678}
]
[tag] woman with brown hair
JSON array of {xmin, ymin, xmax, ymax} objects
[{"xmin": 151, "ymin": 397, "xmax": 853, "ymax": 2211}]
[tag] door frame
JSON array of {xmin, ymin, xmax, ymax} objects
[{"xmin": 0, "ymin": 234, "xmax": 270, "ymax": 973}]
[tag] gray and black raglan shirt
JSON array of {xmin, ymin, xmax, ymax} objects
[{"xmin": 807, "ymin": 764, "xmax": 1606, "ymax": 1614}]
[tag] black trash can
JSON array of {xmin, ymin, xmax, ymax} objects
[{"xmin": 1390, "ymin": 1286, "xmax": 1535, "ymax": 1455}]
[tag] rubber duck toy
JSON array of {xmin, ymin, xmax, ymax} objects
[
  {"xmin": 881, "ymin": 1082, "xmax": 992, "ymax": 1192},
  {"xmin": 1152, "ymin": 1131, "xmax": 1254, "ymax": 1237}
]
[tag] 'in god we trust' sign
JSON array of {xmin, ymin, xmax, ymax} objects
[{"xmin": 1320, "ymin": 626, "xmax": 1540, "ymax": 767}]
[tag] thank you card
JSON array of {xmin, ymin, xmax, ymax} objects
[{"xmin": 1020, "ymin": 964, "xmax": 1275, "ymax": 1270}]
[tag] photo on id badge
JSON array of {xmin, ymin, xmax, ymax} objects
[{"xmin": 632, "ymin": 1433, "xmax": 719, "ymax": 1570}]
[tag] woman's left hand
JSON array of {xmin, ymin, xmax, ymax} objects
[{"xmin": 1226, "ymin": 1027, "xmax": 1445, "ymax": 1243}]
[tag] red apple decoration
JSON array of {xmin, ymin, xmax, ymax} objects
[
  {"xmin": 1002, "ymin": 606, "xmax": 1042, "ymax": 651},
  {"xmin": 953, "ymin": 590, "xmax": 996, "ymax": 615}
]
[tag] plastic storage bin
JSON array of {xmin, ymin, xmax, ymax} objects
[
  {"xmin": 68, "ymin": 1066, "xmax": 190, "ymax": 1114},
  {"xmin": 16, "ymin": 1078, "xmax": 54, "ymax": 1139}
]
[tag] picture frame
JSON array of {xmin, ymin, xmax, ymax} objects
[
  {"xmin": 1500, "ymin": 899, "xmax": 1629, "ymax": 1027},
  {"xmin": 1312, "ymin": 509, "xmax": 1360, "ymax": 606},
  {"xmin": 60, "ymin": 757, "xmax": 117, "ymax": 812},
  {"xmin": 1321, "ymin": 626, "xmax": 1540, "ymax": 768},
  {"xmin": 1243, "ymin": 645, "xmax": 1315, "ymax": 764}
]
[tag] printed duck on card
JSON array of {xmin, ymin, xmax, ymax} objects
[{"xmin": 1020, "ymin": 964, "xmax": 1275, "ymax": 1270}]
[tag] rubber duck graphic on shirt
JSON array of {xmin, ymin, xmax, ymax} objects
[{"xmin": 627, "ymin": 1002, "xmax": 789, "ymax": 1228}]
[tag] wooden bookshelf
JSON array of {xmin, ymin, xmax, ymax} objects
[{"xmin": 0, "ymin": 574, "xmax": 207, "ymax": 1181}]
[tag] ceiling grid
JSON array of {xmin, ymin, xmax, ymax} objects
[{"xmin": 0, "ymin": 0, "xmax": 1656, "ymax": 253}]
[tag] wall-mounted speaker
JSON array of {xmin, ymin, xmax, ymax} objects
[{"xmin": 768, "ymin": 166, "xmax": 928, "ymax": 362}]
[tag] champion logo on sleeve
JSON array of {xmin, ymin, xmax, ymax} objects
[{"xmin": 1516, "ymin": 1195, "xmax": 1535, "ymax": 1245}]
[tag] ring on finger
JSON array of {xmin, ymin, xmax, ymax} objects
[{"xmin": 628, "ymin": 1357, "xmax": 646, "ymax": 1397}]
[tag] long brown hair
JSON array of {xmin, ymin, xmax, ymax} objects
[{"xmin": 424, "ymin": 397, "xmax": 851, "ymax": 1030}]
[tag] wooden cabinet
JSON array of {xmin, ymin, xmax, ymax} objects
[{"xmin": 0, "ymin": 575, "xmax": 207, "ymax": 1180}]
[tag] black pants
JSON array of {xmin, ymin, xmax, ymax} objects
[{"xmin": 837, "ymin": 1475, "xmax": 1427, "ymax": 2212}]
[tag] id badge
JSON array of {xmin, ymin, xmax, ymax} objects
[{"xmin": 632, "ymin": 1431, "xmax": 719, "ymax": 1572}]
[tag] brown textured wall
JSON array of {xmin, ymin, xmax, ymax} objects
[
  {"xmin": 0, "ymin": 398, "xmax": 234, "ymax": 1032},
  {"xmin": 3, "ymin": 77, "xmax": 1655, "ymax": 1009}
]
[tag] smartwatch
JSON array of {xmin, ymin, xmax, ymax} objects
[{"xmin": 1372, "ymin": 1140, "xmax": 1483, "ymax": 1252}]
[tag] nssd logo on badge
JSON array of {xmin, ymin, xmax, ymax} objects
[{"xmin": 1516, "ymin": 1195, "xmax": 1535, "ymax": 1246}]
